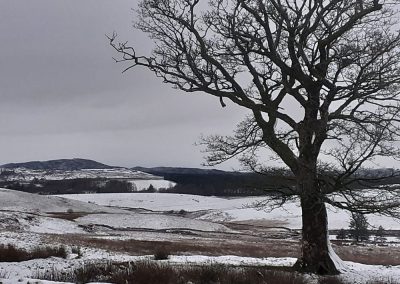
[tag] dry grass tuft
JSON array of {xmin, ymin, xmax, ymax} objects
[
  {"xmin": 36, "ymin": 260, "xmax": 308, "ymax": 284},
  {"xmin": 0, "ymin": 243, "xmax": 67, "ymax": 262}
]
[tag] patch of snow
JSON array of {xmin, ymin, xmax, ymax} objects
[
  {"xmin": 167, "ymin": 255, "xmax": 297, "ymax": 267},
  {"xmin": 129, "ymin": 179, "xmax": 176, "ymax": 191},
  {"xmin": 76, "ymin": 213, "xmax": 229, "ymax": 232},
  {"xmin": 328, "ymin": 241, "xmax": 347, "ymax": 272},
  {"xmin": 0, "ymin": 188, "xmax": 123, "ymax": 214},
  {"xmin": 29, "ymin": 216, "xmax": 86, "ymax": 234}
]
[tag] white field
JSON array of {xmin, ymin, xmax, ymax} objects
[
  {"xmin": 60, "ymin": 192, "xmax": 400, "ymax": 230},
  {"xmin": 0, "ymin": 189, "xmax": 399, "ymax": 284},
  {"xmin": 129, "ymin": 179, "xmax": 176, "ymax": 191}
]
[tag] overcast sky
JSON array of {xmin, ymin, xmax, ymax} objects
[{"xmin": 0, "ymin": 0, "xmax": 249, "ymax": 169}]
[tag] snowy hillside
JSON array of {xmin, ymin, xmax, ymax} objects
[
  {"xmin": 0, "ymin": 188, "xmax": 227, "ymax": 234},
  {"xmin": 61, "ymin": 192, "xmax": 400, "ymax": 230},
  {"xmin": 0, "ymin": 167, "xmax": 161, "ymax": 181},
  {"xmin": 0, "ymin": 188, "xmax": 116, "ymax": 213},
  {"xmin": 1, "ymin": 158, "xmax": 112, "ymax": 171}
]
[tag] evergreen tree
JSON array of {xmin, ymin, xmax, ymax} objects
[
  {"xmin": 336, "ymin": 229, "xmax": 347, "ymax": 240},
  {"xmin": 375, "ymin": 225, "xmax": 387, "ymax": 243},
  {"xmin": 349, "ymin": 213, "xmax": 369, "ymax": 242}
]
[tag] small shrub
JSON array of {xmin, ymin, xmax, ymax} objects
[
  {"xmin": 71, "ymin": 246, "xmax": 83, "ymax": 258},
  {"xmin": 32, "ymin": 245, "xmax": 68, "ymax": 259},
  {"xmin": 336, "ymin": 229, "xmax": 347, "ymax": 240},
  {"xmin": 153, "ymin": 247, "xmax": 170, "ymax": 260},
  {"xmin": 67, "ymin": 208, "xmax": 74, "ymax": 214},
  {"xmin": 374, "ymin": 225, "xmax": 387, "ymax": 243}
]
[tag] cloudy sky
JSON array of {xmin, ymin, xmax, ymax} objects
[{"xmin": 0, "ymin": 0, "xmax": 248, "ymax": 169}]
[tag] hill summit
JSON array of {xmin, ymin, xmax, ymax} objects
[{"xmin": 1, "ymin": 158, "xmax": 113, "ymax": 171}]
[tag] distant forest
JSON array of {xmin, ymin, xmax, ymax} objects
[
  {"xmin": 1, "ymin": 168, "xmax": 399, "ymax": 196},
  {"xmin": 0, "ymin": 178, "xmax": 135, "ymax": 195},
  {"xmin": 157, "ymin": 171, "xmax": 294, "ymax": 196},
  {"xmin": 0, "ymin": 170, "xmax": 294, "ymax": 196}
]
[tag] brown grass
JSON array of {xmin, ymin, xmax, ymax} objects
[
  {"xmin": 334, "ymin": 244, "xmax": 400, "ymax": 266},
  {"xmin": 0, "ymin": 243, "xmax": 67, "ymax": 262},
  {"xmin": 51, "ymin": 236, "xmax": 300, "ymax": 258},
  {"xmin": 46, "ymin": 233, "xmax": 400, "ymax": 266},
  {"xmin": 36, "ymin": 260, "xmax": 308, "ymax": 284},
  {"xmin": 46, "ymin": 211, "xmax": 88, "ymax": 221}
]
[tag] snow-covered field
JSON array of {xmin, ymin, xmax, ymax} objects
[
  {"xmin": 129, "ymin": 179, "xmax": 176, "ymax": 191},
  {"xmin": 0, "ymin": 189, "xmax": 399, "ymax": 284},
  {"xmin": 60, "ymin": 192, "xmax": 400, "ymax": 230},
  {"xmin": 1, "ymin": 254, "xmax": 399, "ymax": 284}
]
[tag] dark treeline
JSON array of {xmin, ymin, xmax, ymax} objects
[
  {"xmin": 2, "ymin": 168, "xmax": 399, "ymax": 196},
  {"xmin": 0, "ymin": 179, "xmax": 135, "ymax": 195},
  {"xmin": 158, "ymin": 172, "xmax": 295, "ymax": 196}
]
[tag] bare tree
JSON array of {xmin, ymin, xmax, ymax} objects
[{"xmin": 109, "ymin": 0, "xmax": 400, "ymax": 274}]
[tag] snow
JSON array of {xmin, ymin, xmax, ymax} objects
[
  {"xmin": 59, "ymin": 193, "xmax": 255, "ymax": 211},
  {"xmin": 29, "ymin": 216, "xmax": 86, "ymax": 234},
  {"xmin": 76, "ymin": 212, "xmax": 229, "ymax": 232},
  {"xmin": 327, "ymin": 241, "xmax": 347, "ymax": 272},
  {"xmin": 0, "ymin": 247, "xmax": 143, "ymax": 281},
  {"xmin": 341, "ymin": 261, "xmax": 400, "ymax": 284},
  {"xmin": 61, "ymin": 193, "xmax": 400, "ymax": 230},
  {"xmin": 167, "ymin": 255, "xmax": 297, "ymax": 267},
  {"xmin": 0, "ymin": 188, "xmax": 121, "ymax": 214},
  {"xmin": 0, "ymin": 189, "xmax": 399, "ymax": 283},
  {"xmin": 0, "ymin": 167, "xmax": 161, "ymax": 181},
  {"xmin": 129, "ymin": 179, "xmax": 176, "ymax": 191},
  {"xmin": 1, "ymin": 255, "xmax": 399, "ymax": 284}
]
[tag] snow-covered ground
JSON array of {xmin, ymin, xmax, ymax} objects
[
  {"xmin": 1, "ymin": 189, "xmax": 399, "ymax": 284},
  {"xmin": 60, "ymin": 192, "xmax": 400, "ymax": 230},
  {"xmin": 0, "ymin": 188, "xmax": 120, "ymax": 213},
  {"xmin": 76, "ymin": 212, "xmax": 229, "ymax": 232},
  {"xmin": 0, "ymin": 255, "xmax": 399, "ymax": 284},
  {"xmin": 0, "ymin": 189, "xmax": 225, "ymax": 234}
]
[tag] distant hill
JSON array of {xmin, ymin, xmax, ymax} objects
[
  {"xmin": 1, "ymin": 158, "xmax": 113, "ymax": 171},
  {"xmin": 132, "ymin": 166, "xmax": 232, "ymax": 176}
]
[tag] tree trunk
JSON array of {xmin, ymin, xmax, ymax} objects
[{"xmin": 293, "ymin": 175, "xmax": 345, "ymax": 275}]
